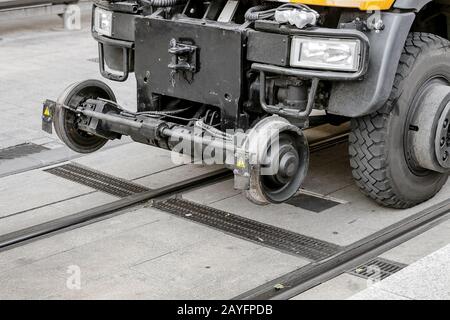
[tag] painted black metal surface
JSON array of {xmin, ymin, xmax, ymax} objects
[
  {"xmin": 328, "ymin": 12, "xmax": 416, "ymax": 117},
  {"xmin": 0, "ymin": 143, "xmax": 48, "ymax": 160},
  {"xmin": 134, "ymin": 16, "xmax": 244, "ymax": 128},
  {"xmin": 247, "ymin": 31, "xmax": 291, "ymax": 67},
  {"xmin": 153, "ymin": 198, "xmax": 342, "ymax": 261},
  {"xmin": 287, "ymin": 193, "xmax": 340, "ymax": 213},
  {"xmin": 348, "ymin": 257, "xmax": 407, "ymax": 280},
  {"xmin": 45, "ymin": 163, "xmax": 149, "ymax": 197}
]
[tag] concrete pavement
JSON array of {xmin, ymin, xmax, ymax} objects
[
  {"xmin": 0, "ymin": 3, "xmax": 135, "ymax": 177},
  {"xmin": 0, "ymin": 6, "xmax": 449, "ymax": 300},
  {"xmin": 350, "ymin": 243, "xmax": 450, "ymax": 300}
]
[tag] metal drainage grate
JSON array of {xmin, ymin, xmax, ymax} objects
[
  {"xmin": 153, "ymin": 198, "xmax": 342, "ymax": 261},
  {"xmin": 287, "ymin": 193, "xmax": 341, "ymax": 213},
  {"xmin": 348, "ymin": 257, "xmax": 407, "ymax": 281},
  {"xmin": 45, "ymin": 163, "xmax": 150, "ymax": 197},
  {"xmin": 0, "ymin": 143, "xmax": 48, "ymax": 160}
]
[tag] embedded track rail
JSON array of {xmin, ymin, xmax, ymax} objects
[
  {"xmin": 0, "ymin": 168, "xmax": 231, "ymax": 252},
  {"xmin": 2, "ymin": 131, "xmax": 448, "ymax": 300},
  {"xmin": 235, "ymin": 197, "xmax": 450, "ymax": 300},
  {"xmin": 0, "ymin": 132, "xmax": 351, "ymax": 253}
]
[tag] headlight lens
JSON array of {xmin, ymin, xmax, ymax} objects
[
  {"xmin": 290, "ymin": 36, "xmax": 361, "ymax": 72},
  {"xmin": 94, "ymin": 7, "xmax": 112, "ymax": 37}
]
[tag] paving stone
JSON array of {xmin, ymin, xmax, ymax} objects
[
  {"xmin": 73, "ymin": 143, "xmax": 179, "ymax": 180},
  {"xmin": 349, "ymin": 286, "xmax": 410, "ymax": 300},
  {"xmin": 135, "ymin": 163, "xmax": 223, "ymax": 189},
  {"xmin": 354, "ymin": 244, "xmax": 450, "ymax": 300},
  {"xmin": 0, "ymin": 206, "xmax": 307, "ymax": 299},
  {"xmin": 0, "ymin": 9, "xmax": 136, "ymax": 176},
  {"xmin": 0, "ymin": 169, "xmax": 94, "ymax": 218},
  {"xmin": 0, "ymin": 258, "xmax": 69, "ymax": 300},
  {"xmin": 0, "ymin": 191, "xmax": 116, "ymax": 234},
  {"xmin": 131, "ymin": 234, "xmax": 308, "ymax": 299},
  {"xmin": 181, "ymin": 178, "xmax": 239, "ymax": 204},
  {"xmin": 0, "ymin": 208, "xmax": 167, "ymax": 272},
  {"xmin": 47, "ymin": 269, "xmax": 175, "ymax": 300},
  {"xmin": 302, "ymin": 142, "xmax": 354, "ymax": 196},
  {"xmin": 380, "ymin": 220, "xmax": 450, "ymax": 265}
]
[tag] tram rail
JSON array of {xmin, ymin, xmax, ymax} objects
[
  {"xmin": 1, "ymin": 131, "xmax": 449, "ymax": 300},
  {"xmin": 0, "ymin": 132, "xmax": 349, "ymax": 252}
]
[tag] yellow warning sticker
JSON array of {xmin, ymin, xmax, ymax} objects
[
  {"xmin": 236, "ymin": 159, "xmax": 246, "ymax": 169},
  {"xmin": 43, "ymin": 107, "xmax": 51, "ymax": 117}
]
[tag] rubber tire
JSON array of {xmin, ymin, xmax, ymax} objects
[
  {"xmin": 349, "ymin": 33, "xmax": 450, "ymax": 209},
  {"xmin": 54, "ymin": 79, "xmax": 116, "ymax": 154}
]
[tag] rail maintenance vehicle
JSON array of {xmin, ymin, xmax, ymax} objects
[{"xmin": 42, "ymin": 0, "xmax": 450, "ymax": 208}]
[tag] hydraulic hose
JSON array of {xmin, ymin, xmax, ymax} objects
[
  {"xmin": 244, "ymin": 3, "xmax": 318, "ymax": 22},
  {"xmin": 141, "ymin": 0, "xmax": 185, "ymax": 7},
  {"xmin": 244, "ymin": 4, "xmax": 275, "ymax": 21}
]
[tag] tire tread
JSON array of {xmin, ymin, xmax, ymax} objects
[{"xmin": 349, "ymin": 33, "xmax": 450, "ymax": 208}]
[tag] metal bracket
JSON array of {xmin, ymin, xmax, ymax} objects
[
  {"xmin": 168, "ymin": 38, "xmax": 198, "ymax": 85},
  {"xmin": 168, "ymin": 39, "xmax": 198, "ymax": 72}
]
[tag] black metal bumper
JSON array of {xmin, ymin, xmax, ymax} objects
[{"xmin": 89, "ymin": 5, "xmax": 377, "ymax": 121}]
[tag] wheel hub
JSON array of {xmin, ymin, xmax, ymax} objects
[
  {"xmin": 279, "ymin": 151, "xmax": 299, "ymax": 178},
  {"xmin": 435, "ymin": 104, "xmax": 450, "ymax": 169},
  {"xmin": 257, "ymin": 133, "xmax": 309, "ymax": 204},
  {"xmin": 242, "ymin": 116, "xmax": 309, "ymax": 205},
  {"xmin": 410, "ymin": 84, "xmax": 450, "ymax": 173},
  {"xmin": 263, "ymin": 144, "xmax": 300, "ymax": 186}
]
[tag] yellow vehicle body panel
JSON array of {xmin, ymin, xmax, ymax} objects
[{"xmin": 287, "ymin": 0, "xmax": 396, "ymax": 10}]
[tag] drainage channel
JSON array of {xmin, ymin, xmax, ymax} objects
[
  {"xmin": 152, "ymin": 198, "xmax": 411, "ymax": 289},
  {"xmin": 153, "ymin": 198, "xmax": 341, "ymax": 261},
  {"xmin": 234, "ymin": 197, "xmax": 450, "ymax": 300},
  {"xmin": 0, "ymin": 168, "xmax": 231, "ymax": 252},
  {"xmin": 45, "ymin": 163, "xmax": 150, "ymax": 197},
  {"xmin": 0, "ymin": 139, "xmax": 130, "ymax": 179},
  {"xmin": 2, "ymin": 131, "xmax": 442, "ymax": 300},
  {"xmin": 348, "ymin": 257, "xmax": 407, "ymax": 281},
  {"xmin": 0, "ymin": 143, "xmax": 48, "ymax": 160},
  {"xmin": 0, "ymin": 133, "xmax": 349, "ymax": 255}
]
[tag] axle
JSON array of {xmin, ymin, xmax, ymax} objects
[{"xmin": 44, "ymin": 97, "xmax": 310, "ymax": 203}]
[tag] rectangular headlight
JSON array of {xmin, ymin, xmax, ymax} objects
[
  {"xmin": 94, "ymin": 7, "xmax": 113, "ymax": 37},
  {"xmin": 290, "ymin": 36, "xmax": 361, "ymax": 72}
]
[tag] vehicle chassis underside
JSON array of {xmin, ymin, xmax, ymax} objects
[{"xmin": 43, "ymin": 0, "xmax": 450, "ymax": 207}]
